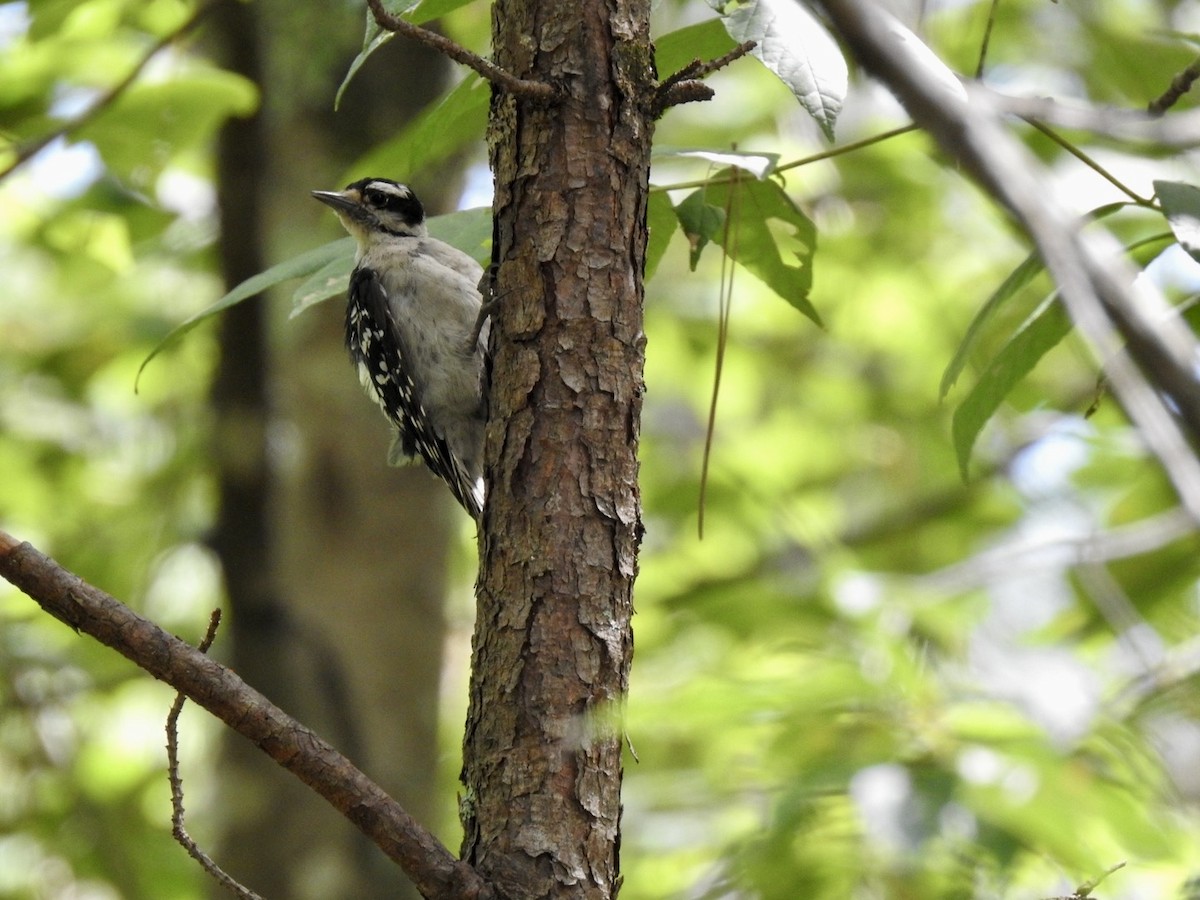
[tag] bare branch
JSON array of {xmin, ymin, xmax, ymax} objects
[
  {"xmin": 1149, "ymin": 56, "xmax": 1200, "ymax": 116},
  {"xmin": 0, "ymin": 4, "xmax": 213, "ymax": 182},
  {"xmin": 0, "ymin": 530, "xmax": 495, "ymax": 900},
  {"xmin": 653, "ymin": 40, "xmax": 757, "ymax": 116},
  {"xmin": 167, "ymin": 611, "xmax": 263, "ymax": 900},
  {"xmin": 815, "ymin": 0, "xmax": 1200, "ymax": 523},
  {"xmin": 366, "ymin": 0, "xmax": 556, "ymax": 102},
  {"xmin": 989, "ymin": 93, "xmax": 1200, "ymax": 147}
]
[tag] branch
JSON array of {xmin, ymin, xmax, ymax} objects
[
  {"xmin": 1149, "ymin": 56, "xmax": 1200, "ymax": 116},
  {"xmin": 653, "ymin": 40, "xmax": 757, "ymax": 117},
  {"xmin": 815, "ymin": 0, "xmax": 1200, "ymax": 523},
  {"xmin": 990, "ymin": 93, "xmax": 1200, "ymax": 147},
  {"xmin": 167, "ymin": 610, "xmax": 263, "ymax": 900},
  {"xmin": 366, "ymin": 0, "xmax": 555, "ymax": 102},
  {"xmin": 0, "ymin": 4, "xmax": 213, "ymax": 182},
  {"xmin": 0, "ymin": 530, "xmax": 494, "ymax": 900}
]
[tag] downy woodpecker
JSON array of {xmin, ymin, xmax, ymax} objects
[{"xmin": 311, "ymin": 178, "xmax": 487, "ymax": 520}]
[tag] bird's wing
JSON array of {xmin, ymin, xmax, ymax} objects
[{"xmin": 345, "ymin": 266, "xmax": 483, "ymax": 519}]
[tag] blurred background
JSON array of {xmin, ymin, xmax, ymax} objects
[{"xmin": 2, "ymin": 0, "xmax": 1200, "ymax": 898}]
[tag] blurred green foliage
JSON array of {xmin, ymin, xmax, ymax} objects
[{"xmin": 3, "ymin": 0, "xmax": 1200, "ymax": 898}]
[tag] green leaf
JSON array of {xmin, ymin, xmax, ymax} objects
[
  {"xmin": 646, "ymin": 191, "xmax": 677, "ymax": 280},
  {"xmin": 655, "ymin": 147, "xmax": 779, "ymax": 180},
  {"xmin": 952, "ymin": 299, "xmax": 1072, "ymax": 480},
  {"xmin": 940, "ymin": 251, "xmax": 1044, "ymax": 400},
  {"xmin": 721, "ymin": 0, "xmax": 847, "ymax": 141},
  {"xmin": 349, "ymin": 74, "xmax": 488, "ymax": 182},
  {"xmin": 675, "ymin": 190, "xmax": 727, "ymax": 271},
  {"xmin": 941, "ymin": 202, "xmax": 1131, "ymax": 401},
  {"xmin": 336, "ymin": 0, "xmax": 473, "ymax": 108},
  {"xmin": 1155, "ymin": 179, "xmax": 1200, "ymax": 262},
  {"xmin": 335, "ymin": 29, "xmax": 394, "ymax": 111},
  {"xmin": 407, "ymin": 0, "xmax": 479, "ymax": 22},
  {"xmin": 290, "ymin": 254, "xmax": 355, "ymax": 320},
  {"xmin": 951, "ymin": 232, "xmax": 1173, "ymax": 478},
  {"xmin": 701, "ymin": 171, "xmax": 820, "ymax": 324},
  {"xmin": 655, "ymin": 19, "xmax": 737, "ymax": 77},
  {"xmin": 286, "ymin": 207, "xmax": 491, "ymax": 319},
  {"xmin": 427, "ymin": 206, "xmax": 492, "ymax": 265},
  {"xmin": 136, "ymin": 238, "xmax": 354, "ymax": 386}
]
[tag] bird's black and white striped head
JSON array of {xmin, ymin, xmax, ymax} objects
[{"xmin": 311, "ymin": 178, "xmax": 427, "ymax": 244}]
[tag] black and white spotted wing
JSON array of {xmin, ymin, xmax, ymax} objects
[{"xmin": 344, "ymin": 266, "xmax": 483, "ymax": 519}]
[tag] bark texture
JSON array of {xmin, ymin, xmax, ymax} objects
[{"xmin": 461, "ymin": 1, "xmax": 654, "ymax": 897}]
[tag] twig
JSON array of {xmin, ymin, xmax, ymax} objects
[
  {"xmin": 1044, "ymin": 861, "xmax": 1127, "ymax": 899},
  {"xmin": 989, "ymin": 93, "xmax": 1200, "ymax": 147},
  {"xmin": 1021, "ymin": 118, "xmax": 1152, "ymax": 205},
  {"xmin": 366, "ymin": 0, "xmax": 555, "ymax": 102},
  {"xmin": 1149, "ymin": 56, "xmax": 1200, "ymax": 116},
  {"xmin": 974, "ymin": 0, "xmax": 1001, "ymax": 78},
  {"xmin": 653, "ymin": 40, "xmax": 757, "ymax": 116},
  {"xmin": 167, "ymin": 611, "xmax": 263, "ymax": 900},
  {"xmin": 0, "ymin": 4, "xmax": 213, "ymax": 182},
  {"xmin": 0, "ymin": 530, "xmax": 495, "ymax": 900}
]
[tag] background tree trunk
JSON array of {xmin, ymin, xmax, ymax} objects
[
  {"xmin": 460, "ymin": 1, "xmax": 653, "ymax": 896},
  {"xmin": 207, "ymin": 1, "xmax": 459, "ymax": 895}
]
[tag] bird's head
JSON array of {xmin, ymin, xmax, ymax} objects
[{"xmin": 311, "ymin": 178, "xmax": 427, "ymax": 245}]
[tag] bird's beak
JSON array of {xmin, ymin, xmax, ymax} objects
[{"xmin": 311, "ymin": 189, "xmax": 362, "ymax": 216}]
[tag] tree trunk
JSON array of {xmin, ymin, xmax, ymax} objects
[{"xmin": 460, "ymin": 1, "xmax": 653, "ymax": 897}]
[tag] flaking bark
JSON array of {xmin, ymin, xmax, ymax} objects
[{"xmin": 461, "ymin": 0, "xmax": 653, "ymax": 897}]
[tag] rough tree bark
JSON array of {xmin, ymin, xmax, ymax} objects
[{"xmin": 460, "ymin": 0, "xmax": 653, "ymax": 896}]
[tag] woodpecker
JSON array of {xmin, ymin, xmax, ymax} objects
[{"xmin": 311, "ymin": 178, "xmax": 487, "ymax": 520}]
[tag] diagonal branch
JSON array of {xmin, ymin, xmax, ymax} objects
[
  {"xmin": 0, "ymin": 530, "xmax": 495, "ymax": 900},
  {"xmin": 366, "ymin": 0, "xmax": 556, "ymax": 102},
  {"xmin": 815, "ymin": 0, "xmax": 1200, "ymax": 523}
]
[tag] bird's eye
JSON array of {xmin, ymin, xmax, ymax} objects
[{"xmin": 365, "ymin": 189, "xmax": 385, "ymax": 206}]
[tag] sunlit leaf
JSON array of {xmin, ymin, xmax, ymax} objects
[
  {"xmin": 655, "ymin": 147, "xmax": 779, "ymax": 180},
  {"xmin": 407, "ymin": 0, "xmax": 479, "ymax": 22},
  {"xmin": 701, "ymin": 171, "xmax": 820, "ymax": 323},
  {"xmin": 1156, "ymin": 179, "xmax": 1200, "ymax": 262},
  {"xmin": 721, "ymin": 0, "xmax": 847, "ymax": 141}
]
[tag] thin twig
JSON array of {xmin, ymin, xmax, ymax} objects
[
  {"xmin": 166, "ymin": 611, "xmax": 262, "ymax": 900},
  {"xmin": 698, "ymin": 166, "xmax": 742, "ymax": 538},
  {"xmin": 0, "ymin": 4, "xmax": 214, "ymax": 182},
  {"xmin": 654, "ymin": 40, "xmax": 757, "ymax": 116},
  {"xmin": 1149, "ymin": 56, "xmax": 1200, "ymax": 116},
  {"xmin": 1022, "ymin": 117, "xmax": 1152, "ymax": 206},
  {"xmin": 974, "ymin": 0, "xmax": 1001, "ymax": 78},
  {"xmin": 366, "ymin": 0, "xmax": 555, "ymax": 102},
  {"xmin": 653, "ymin": 123, "xmax": 919, "ymax": 195}
]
